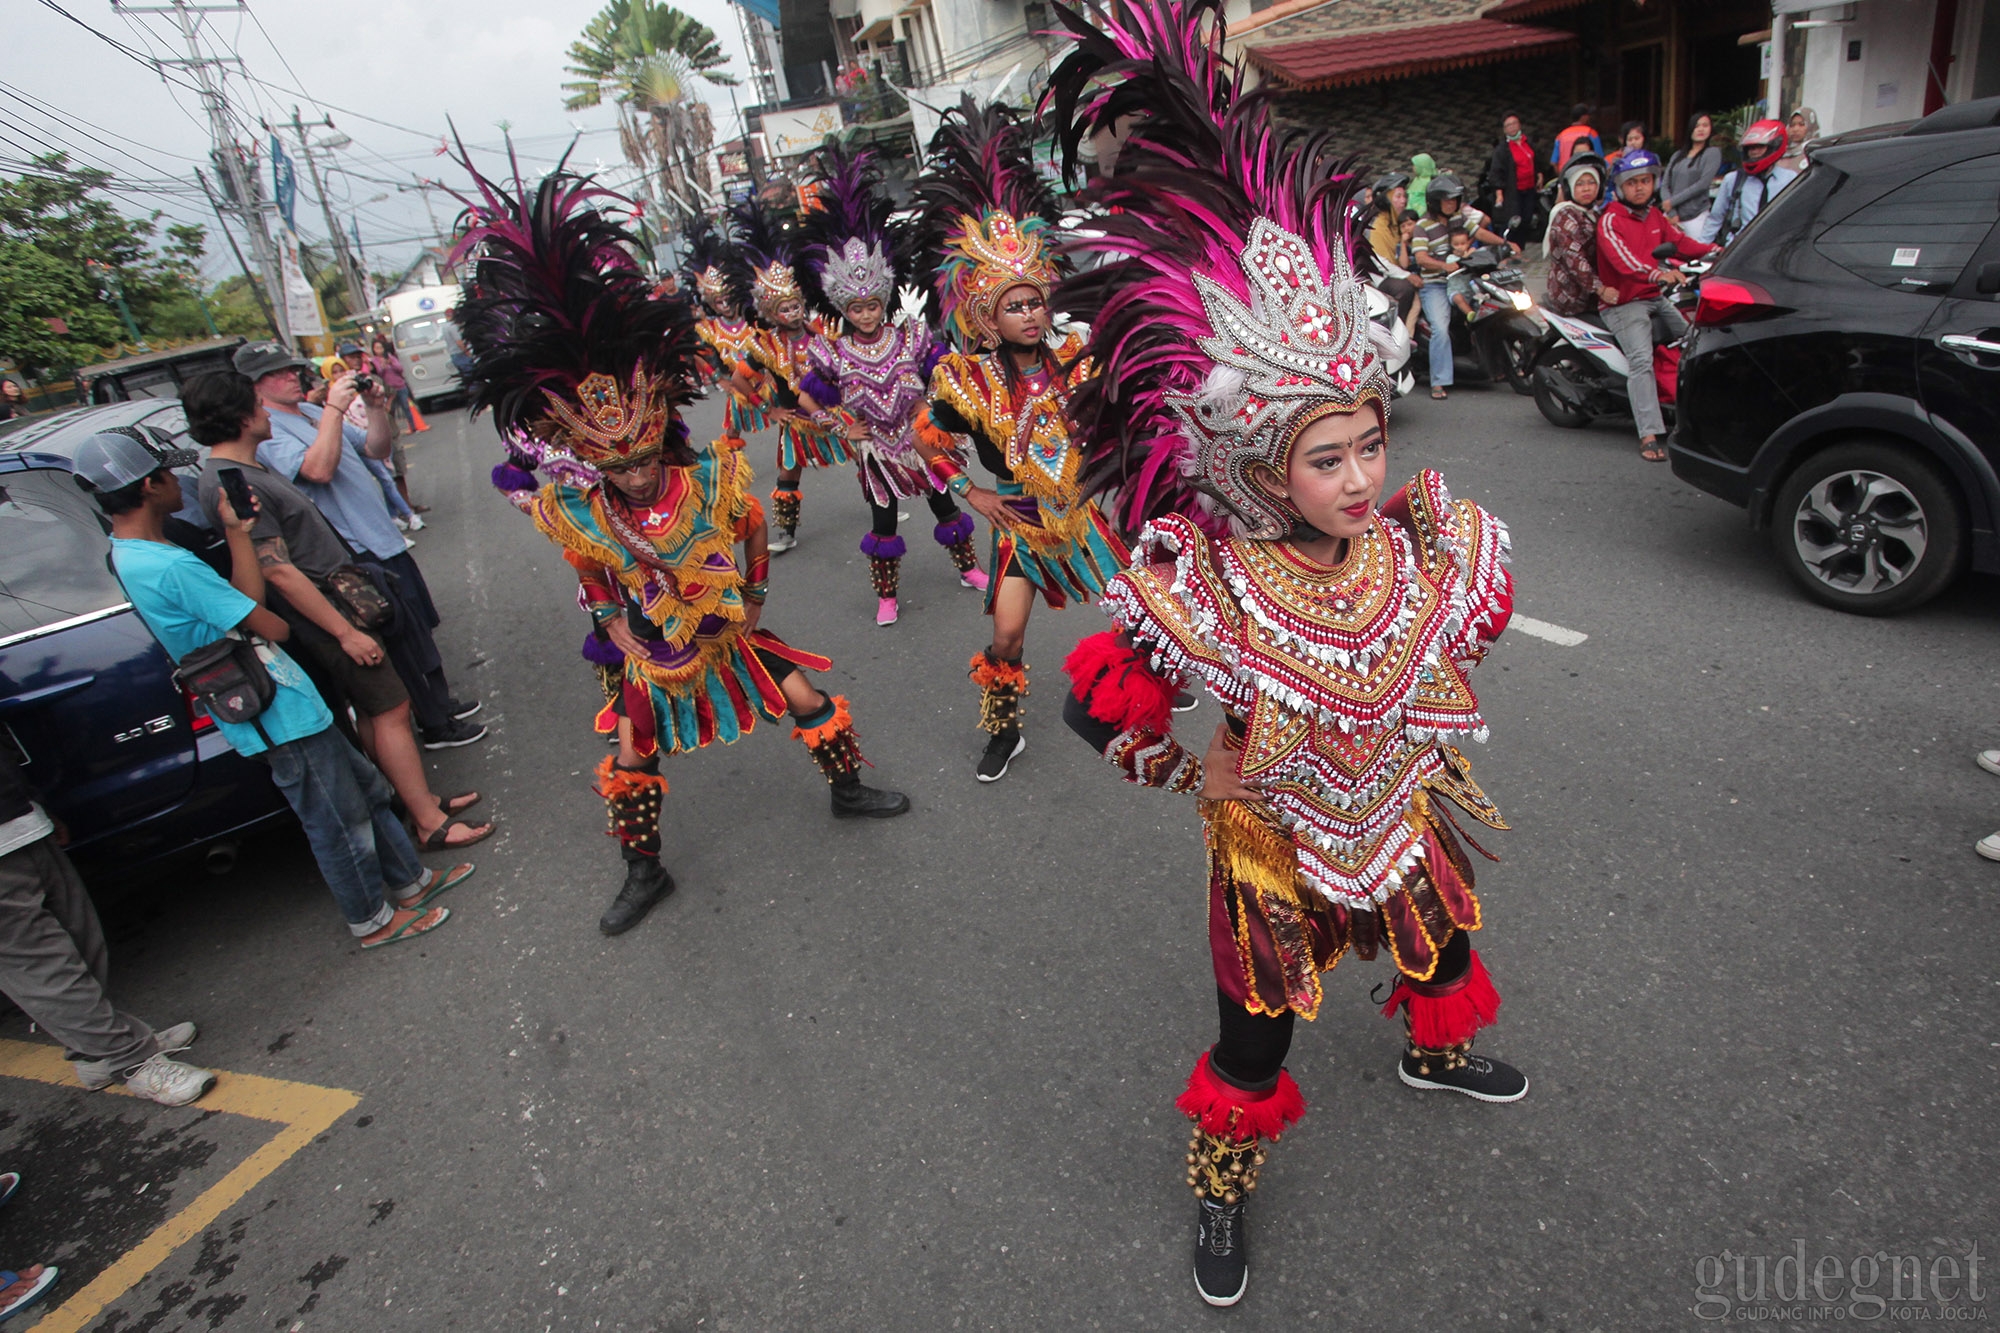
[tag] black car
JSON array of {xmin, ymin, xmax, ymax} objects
[
  {"xmin": 1670, "ymin": 96, "xmax": 2000, "ymax": 615},
  {"xmin": 0, "ymin": 402, "xmax": 292, "ymax": 876}
]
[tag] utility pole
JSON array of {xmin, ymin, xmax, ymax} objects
[
  {"xmin": 288, "ymin": 108, "xmax": 369, "ymax": 320},
  {"xmin": 115, "ymin": 0, "xmax": 289, "ymax": 343},
  {"xmin": 195, "ymin": 166, "xmax": 278, "ymax": 336}
]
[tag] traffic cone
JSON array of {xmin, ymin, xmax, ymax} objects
[{"xmin": 410, "ymin": 400, "xmax": 431, "ymax": 432}]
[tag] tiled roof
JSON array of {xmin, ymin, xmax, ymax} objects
[
  {"xmin": 1246, "ymin": 16, "xmax": 1576, "ymax": 90},
  {"xmin": 1480, "ymin": 0, "xmax": 1592, "ymax": 22},
  {"xmin": 1237, "ymin": 0, "xmax": 1486, "ymax": 46}
]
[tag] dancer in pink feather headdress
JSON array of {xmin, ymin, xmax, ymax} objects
[
  {"xmin": 790, "ymin": 143, "xmax": 989, "ymax": 627},
  {"xmin": 1047, "ymin": 0, "xmax": 1530, "ymax": 1306}
]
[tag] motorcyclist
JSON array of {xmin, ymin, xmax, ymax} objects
[
  {"xmin": 1413, "ymin": 172, "xmax": 1516, "ymax": 399},
  {"xmin": 1364, "ymin": 171, "xmax": 1421, "ymax": 329},
  {"xmin": 1594, "ymin": 148, "xmax": 1715, "ymax": 461},
  {"xmin": 1692, "ymin": 119, "xmax": 1797, "ymax": 246}
]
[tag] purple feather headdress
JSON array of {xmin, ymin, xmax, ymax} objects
[
  {"xmin": 799, "ymin": 143, "xmax": 896, "ymax": 314},
  {"xmin": 1049, "ymin": 0, "xmax": 1393, "ymax": 540}
]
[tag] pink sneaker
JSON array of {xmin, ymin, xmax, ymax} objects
[
  {"xmin": 876, "ymin": 596, "xmax": 899, "ymax": 626},
  {"xmin": 959, "ymin": 567, "xmax": 990, "ymax": 592}
]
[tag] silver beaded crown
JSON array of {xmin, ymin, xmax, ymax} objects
[
  {"xmin": 1167, "ymin": 218, "xmax": 1394, "ymax": 540},
  {"xmin": 820, "ymin": 237, "xmax": 895, "ymax": 312}
]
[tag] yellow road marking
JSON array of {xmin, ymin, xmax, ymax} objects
[{"xmin": 0, "ymin": 1037, "xmax": 359, "ymax": 1332}]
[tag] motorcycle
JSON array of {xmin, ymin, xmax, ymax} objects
[
  {"xmin": 1530, "ymin": 242, "xmax": 1708, "ymax": 429},
  {"xmin": 1365, "ymin": 281, "xmax": 1417, "ymax": 398},
  {"xmin": 1420, "ymin": 246, "xmax": 1544, "ymax": 395}
]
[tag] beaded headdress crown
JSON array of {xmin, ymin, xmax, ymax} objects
[
  {"xmin": 801, "ymin": 144, "xmax": 898, "ymax": 312},
  {"xmin": 1048, "ymin": 0, "xmax": 1396, "ymax": 539},
  {"xmin": 731, "ymin": 202, "xmax": 806, "ymax": 323}
]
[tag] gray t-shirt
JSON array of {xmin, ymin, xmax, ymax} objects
[{"xmin": 195, "ymin": 457, "xmax": 352, "ymax": 582}]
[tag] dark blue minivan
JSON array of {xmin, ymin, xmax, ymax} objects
[{"xmin": 0, "ymin": 402, "xmax": 292, "ymax": 873}]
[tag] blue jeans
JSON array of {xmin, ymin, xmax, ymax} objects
[
  {"xmin": 264, "ymin": 727, "xmax": 423, "ymax": 935},
  {"xmin": 1419, "ymin": 280, "xmax": 1454, "ymax": 387}
]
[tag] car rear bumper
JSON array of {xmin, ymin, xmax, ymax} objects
[
  {"xmin": 1668, "ymin": 439, "xmax": 1753, "ymax": 510},
  {"xmin": 67, "ymin": 733, "xmax": 293, "ymax": 875}
]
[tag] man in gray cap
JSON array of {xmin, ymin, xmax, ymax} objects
[
  {"xmin": 75, "ymin": 428, "xmax": 464, "ymax": 952},
  {"xmin": 233, "ymin": 342, "xmax": 484, "ymax": 749}
]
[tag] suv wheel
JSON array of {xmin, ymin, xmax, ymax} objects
[{"xmin": 1770, "ymin": 440, "xmax": 1963, "ymax": 615}]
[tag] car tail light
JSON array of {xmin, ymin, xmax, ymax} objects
[
  {"xmin": 182, "ymin": 685, "xmax": 215, "ymax": 735},
  {"xmin": 1692, "ymin": 278, "xmax": 1776, "ymax": 328}
]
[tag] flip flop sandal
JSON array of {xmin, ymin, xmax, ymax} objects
[
  {"xmin": 360, "ymin": 906, "xmax": 450, "ymax": 950},
  {"xmin": 0, "ymin": 1173, "xmax": 17, "ymax": 1209},
  {"xmin": 1640, "ymin": 442, "xmax": 1668, "ymax": 462},
  {"xmin": 419, "ymin": 818, "xmax": 493, "ymax": 852},
  {"xmin": 1431, "ymin": 387, "xmax": 1448, "ymax": 400},
  {"xmin": 395, "ymin": 863, "xmax": 476, "ymax": 909},
  {"xmin": 442, "ymin": 792, "xmax": 481, "ymax": 817},
  {"xmin": 0, "ymin": 1265, "xmax": 58, "ymax": 1322}
]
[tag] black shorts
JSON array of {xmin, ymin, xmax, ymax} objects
[{"xmin": 292, "ymin": 619, "xmax": 409, "ymax": 718}]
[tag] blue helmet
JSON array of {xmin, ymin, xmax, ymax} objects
[{"xmin": 1613, "ymin": 148, "xmax": 1663, "ymax": 187}]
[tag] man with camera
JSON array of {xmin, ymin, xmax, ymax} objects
[
  {"xmin": 184, "ymin": 371, "xmax": 493, "ymax": 852},
  {"xmin": 233, "ymin": 341, "xmax": 485, "ymax": 750},
  {"xmin": 75, "ymin": 429, "xmax": 466, "ymax": 949}
]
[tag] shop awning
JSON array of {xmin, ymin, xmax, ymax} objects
[{"xmin": 1247, "ymin": 17, "xmax": 1577, "ymax": 90}]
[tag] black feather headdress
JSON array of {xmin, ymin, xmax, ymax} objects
[
  {"xmin": 728, "ymin": 199, "xmax": 807, "ymax": 324},
  {"xmin": 448, "ymin": 147, "xmax": 701, "ymax": 471},
  {"xmin": 796, "ymin": 142, "xmax": 899, "ymax": 316},
  {"xmin": 680, "ymin": 208, "xmax": 751, "ymax": 317}
]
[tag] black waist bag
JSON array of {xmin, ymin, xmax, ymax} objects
[{"xmin": 172, "ymin": 635, "xmax": 274, "ymax": 728}]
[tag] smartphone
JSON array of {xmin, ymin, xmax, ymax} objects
[{"xmin": 217, "ymin": 466, "xmax": 257, "ymax": 525}]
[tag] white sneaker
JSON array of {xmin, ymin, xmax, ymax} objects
[
  {"xmin": 393, "ymin": 515, "xmax": 409, "ymax": 531},
  {"xmin": 75, "ymin": 1021, "xmax": 197, "ymax": 1090},
  {"xmin": 403, "ymin": 536, "xmax": 417, "ymax": 550},
  {"xmin": 407, "ymin": 513, "xmax": 426, "ymax": 532},
  {"xmin": 120, "ymin": 1053, "xmax": 216, "ymax": 1107},
  {"xmin": 1978, "ymin": 750, "xmax": 2000, "ymax": 777},
  {"xmin": 1979, "ymin": 832, "xmax": 2000, "ymax": 861}
]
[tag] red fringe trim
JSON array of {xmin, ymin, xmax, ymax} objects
[
  {"xmin": 969, "ymin": 651, "xmax": 1027, "ymax": 692},
  {"xmin": 1380, "ymin": 949, "xmax": 1501, "ymax": 1048},
  {"xmin": 735, "ymin": 494, "xmax": 765, "ymax": 542},
  {"xmin": 1175, "ymin": 1053, "xmax": 1306, "ymax": 1141},
  {"xmin": 770, "ymin": 487, "xmax": 802, "ymax": 503},
  {"xmin": 790, "ymin": 694, "xmax": 853, "ymax": 748},
  {"xmin": 1063, "ymin": 631, "xmax": 1176, "ymax": 736},
  {"xmin": 592, "ymin": 753, "xmax": 668, "ymax": 801},
  {"xmin": 915, "ymin": 407, "xmax": 960, "ymax": 454}
]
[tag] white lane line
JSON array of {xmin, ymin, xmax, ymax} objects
[{"xmin": 1512, "ymin": 615, "xmax": 1588, "ymax": 647}]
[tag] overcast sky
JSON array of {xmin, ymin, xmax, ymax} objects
[{"xmin": 8, "ymin": 0, "xmax": 762, "ymax": 285}]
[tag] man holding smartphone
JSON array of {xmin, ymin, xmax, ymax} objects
[
  {"xmin": 233, "ymin": 341, "xmax": 485, "ymax": 750},
  {"xmin": 183, "ymin": 371, "xmax": 493, "ymax": 852}
]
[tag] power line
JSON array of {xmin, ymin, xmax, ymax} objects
[
  {"xmin": 37, "ymin": 0, "xmax": 205, "ymax": 97},
  {"xmin": 0, "ymin": 82, "xmax": 204, "ymax": 165}
]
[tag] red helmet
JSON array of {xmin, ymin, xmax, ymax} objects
[{"xmin": 1739, "ymin": 119, "xmax": 1789, "ymax": 177}]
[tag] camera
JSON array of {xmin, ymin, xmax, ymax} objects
[{"xmin": 350, "ymin": 372, "xmax": 380, "ymax": 395}]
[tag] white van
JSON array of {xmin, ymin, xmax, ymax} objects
[{"xmin": 385, "ymin": 285, "xmax": 463, "ymax": 410}]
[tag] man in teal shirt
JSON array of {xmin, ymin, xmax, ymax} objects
[{"xmin": 74, "ymin": 430, "xmax": 468, "ymax": 949}]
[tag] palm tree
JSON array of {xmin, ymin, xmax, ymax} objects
[{"xmin": 563, "ymin": 0, "xmax": 738, "ymax": 211}]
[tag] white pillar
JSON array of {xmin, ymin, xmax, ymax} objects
[{"xmin": 1770, "ymin": 9, "xmax": 1790, "ymax": 116}]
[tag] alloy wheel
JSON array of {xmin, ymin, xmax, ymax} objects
[{"xmin": 1790, "ymin": 469, "xmax": 1928, "ymax": 596}]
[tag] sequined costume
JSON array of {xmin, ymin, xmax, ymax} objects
[
  {"xmin": 794, "ymin": 143, "xmax": 986, "ymax": 620},
  {"xmin": 1046, "ymin": 0, "xmax": 1528, "ymax": 1305},
  {"xmin": 696, "ymin": 314, "xmax": 769, "ymax": 441},
  {"xmin": 684, "ymin": 212, "xmax": 768, "ymax": 444},
  {"xmin": 908, "ymin": 96, "xmax": 1130, "ymax": 779},
  {"xmin": 453, "ymin": 160, "xmax": 911, "ymax": 937}
]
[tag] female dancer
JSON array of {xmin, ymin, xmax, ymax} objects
[
  {"xmin": 729, "ymin": 204, "xmax": 851, "ymax": 553},
  {"xmin": 1048, "ymin": 0, "xmax": 1528, "ymax": 1306},
  {"xmin": 908, "ymin": 97, "xmax": 1129, "ymax": 782},
  {"xmin": 683, "ymin": 213, "xmax": 767, "ymax": 447},
  {"xmin": 793, "ymin": 144, "xmax": 987, "ymax": 626},
  {"xmin": 458, "ymin": 165, "xmax": 911, "ymax": 939}
]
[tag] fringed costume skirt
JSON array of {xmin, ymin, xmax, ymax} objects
[
  {"xmin": 601, "ymin": 626, "xmax": 831, "ymax": 759},
  {"xmin": 723, "ymin": 388, "xmax": 769, "ymax": 441},
  {"xmin": 986, "ymin": 479, "xmax": 1131, "ymax": 612},
  {"xmin": 1204, "ymin": 790, "xmax": 1486, "ymax": 1022},
  {"xmin": 855, "ymin": 439, "xmax": 936, "ymax": 509},
  {"xmin": 778, "ymin": 416, "xmax": 852, "ymax": 473}
]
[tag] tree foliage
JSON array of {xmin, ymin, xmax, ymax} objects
[{"xmin": 0, "ymin": 154, "xmax": 225, "ymax": 378}]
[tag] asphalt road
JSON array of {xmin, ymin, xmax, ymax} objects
[{"xmin": 3, "ymin": 378, "xmax": 1996, "ymax": 1332}]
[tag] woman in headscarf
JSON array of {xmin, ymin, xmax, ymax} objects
[
  {"xmin": 1779, "ymin": 107, "xmax": 1820, "ymax": 175},
  {"xmin": 1408, "ymin": 151, "xmax": 1437, "ymax": 216}
]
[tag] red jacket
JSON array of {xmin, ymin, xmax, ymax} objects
[{"xmin": 1595, "ymin": 201, "xmax": 1715, "ymax": 305}]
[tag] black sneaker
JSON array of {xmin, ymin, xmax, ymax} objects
[
  {"xmin": 599, "ymin": 860, "xmax": 674, "ymax": 935},
  {"xmin": 1398, "ymin": 1049, "xmax": 1529, "ymax": 1102},
  {"xmin": 448, "ymin": 698, "xmax": 484, "ymax": 720},
  {"xmin": 831, "ymin": 779, "xmax": 911, "ymax": 819},
  {"xmin": 420, "ymin": 718, "xmax": 489, "ymax": 750},
  {"xmin": 976, "ymin": 730, "xmax": 1024, "ymax": 783},
  {"xmin": 1193, "ymin": 1197, "xmax": 1249, "ymax": 1307},
  {"xmin": 1172, "ymin": 691, "xmax": 1200, "ymax": 713}
]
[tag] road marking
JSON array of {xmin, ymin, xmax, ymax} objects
[
  {"xmin": 0, "ymin": 1038, "xmax": 359, "ymax": 1333},
  {"xmin": 1512, "ymin": 615, "xmax": 1589, "ymax": 647}
]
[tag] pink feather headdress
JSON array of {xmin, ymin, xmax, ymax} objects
[{"xmin": 1048, "ymin": 0, "xmax": 1395, "ymax": 540}]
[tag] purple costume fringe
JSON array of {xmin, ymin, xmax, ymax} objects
[
  {"xmin": 859, "ymin": 532, "xmax": 908, "ymax": 560},
  {"xmin": 580, "ymin": 631, "xmax": 626, "ymax": 667},
  {"xmin": 933, "ymin": 512, "xmax": 975, "ymax": 547},
  {"xmin": 492, "ymin": 462, "xmax": 539, "ymax": 493},
  {"xmin": 798, "ymin": 368, "xmax": 842, "ymax": 407}
]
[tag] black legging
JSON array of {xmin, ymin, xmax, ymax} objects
[
  {"xmin": 868, "ymin": 489, "xmax": 963, "ymax": 538},
  {"xmin": 1209, "ymin": 930, "xmax": 1472, "ymax": 1087}
]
